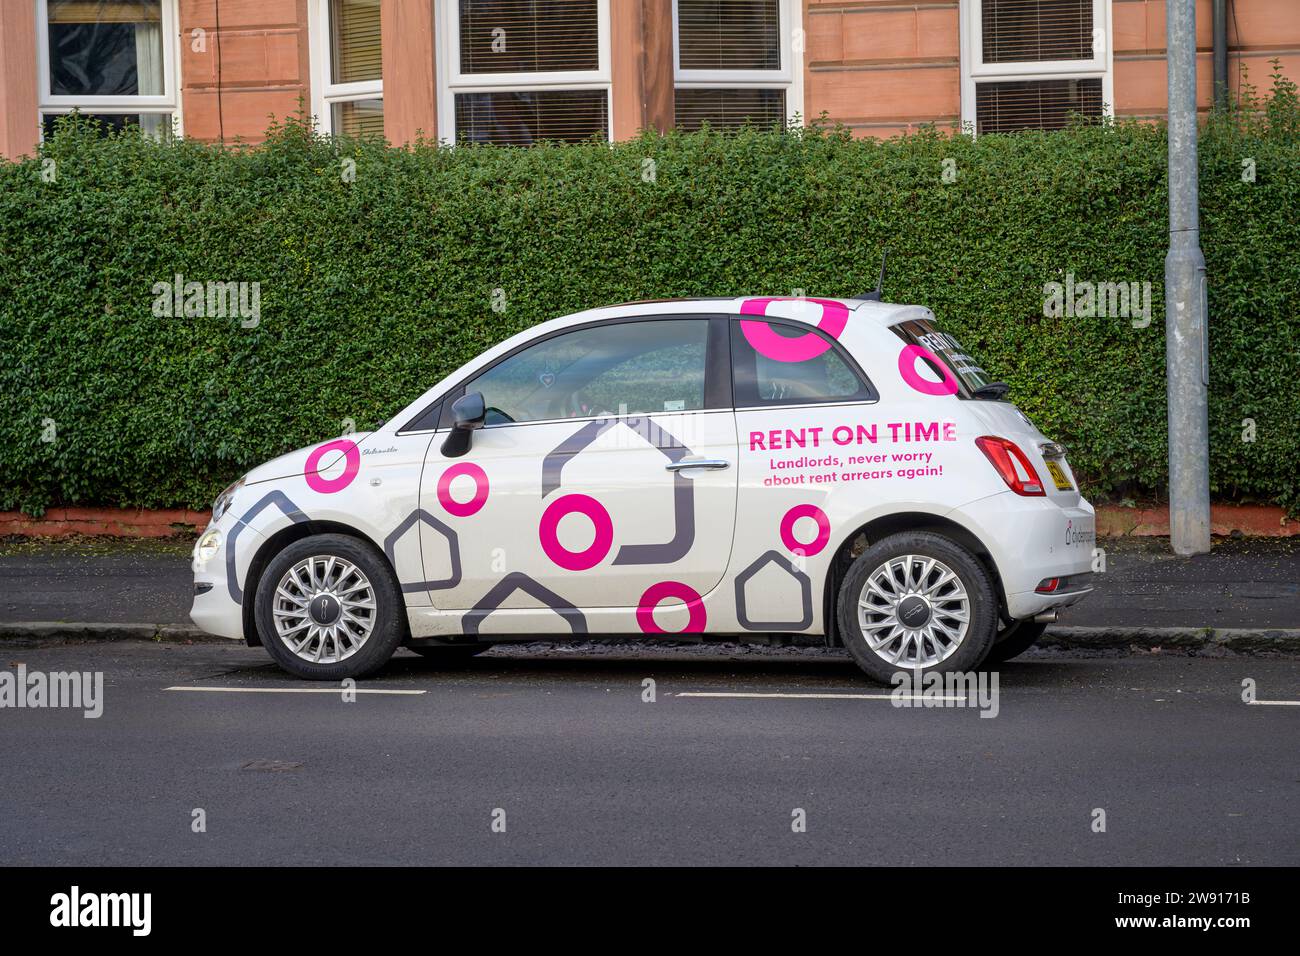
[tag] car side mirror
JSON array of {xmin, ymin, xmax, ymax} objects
[{"xmin": 440, "ymin": 391, "xmax": 486, "ymax": 458}]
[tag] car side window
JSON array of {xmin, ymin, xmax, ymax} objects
[
  {"xmin": 463, "ymin": 319, "xmax": 710, "ymax": 425},
  {"xmin": 730, "ymin": 319, "xmax": 874, "ymax": 407}
]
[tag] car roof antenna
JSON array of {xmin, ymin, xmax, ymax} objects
[{"xmin": 857, "ymin": 248, "xmax": 889, "ymax": 301}]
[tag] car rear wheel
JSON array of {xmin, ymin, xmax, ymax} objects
[
  {"xmin": 837, "ymin": 531, "xmax": 998, "ymax": 684},
  {"xmin": 255, "ymin": 534, "xmax": 406, "ymax": 681},
  {"xmin": 984, "ymin": 619, "xmax": 1048, "ymax": 664}
]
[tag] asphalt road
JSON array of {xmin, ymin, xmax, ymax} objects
[
  {"xmin": 2, "ymin": 536, "xmax": 1297, "ymax": 629},
  {"xmin": 1, "ymin": 642, "xmax": 1296, "ymax": 866}
]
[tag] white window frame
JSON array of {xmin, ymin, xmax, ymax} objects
[
  {"xmin": 672, "ymin": 0, "xmax": 803, "ymax": 126},
  {"xmin": 308, "ymin": 0, "xmax": 384, "ymax": 136},
  {"xmin": 437, "ymin": 0, "xmax": 613, "ymax": 144},
  {"xmin": 959, "ymin": 0, "xmax": 1113, "ymax": 133},
  {"xmin": 36, "ymin": 0, "xmax": 182, "ymax": 138}
]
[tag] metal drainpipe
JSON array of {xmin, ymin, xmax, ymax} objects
[{"xmin": 1213, "ymin": 0, "xmax": 1229, "ymax": 111}]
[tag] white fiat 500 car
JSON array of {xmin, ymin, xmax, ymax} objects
[{"xmin": 191, "ymin": 295, "xmax": 1095, "ymax": 682}]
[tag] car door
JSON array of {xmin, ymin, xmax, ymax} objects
[
  {"xmin": 416, "ymin": 315, "xmax": 738, "ymax": 613},
  {"xmin": 727, "ymin": 308, "xmax": 881, "ymax": 632}
]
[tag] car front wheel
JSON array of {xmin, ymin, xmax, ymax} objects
[
  {"xmin": 837, "ymin": 531, "xmax": 998, "ymax": 684},
  {"xmin": 255, "ymin": 534, "xmax": 406, "ymax": 681}
]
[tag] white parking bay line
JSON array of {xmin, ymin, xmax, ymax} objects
[
  {"xmin": 165, "ymin": 686, "xmax": 426, "ymax": 696},
  {"xmin": 1246, "ymin": 700, "xmax": 1300, "ymax": 706},
  {"xmin": 676, "ymin": 691, "xmax": 968, "ymax": 702}
]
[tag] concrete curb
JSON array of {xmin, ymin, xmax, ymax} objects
[
  {"xmin": 1040, "ymin": 625, "xmax": 1300, "ymax": 655},
  {"xmin": 0, "ymin": 621, "xmax": 1298, "ymax": 654},
  {"xmin": 0, "ymin": 621, "xmax": 217, "ymax": 646}
]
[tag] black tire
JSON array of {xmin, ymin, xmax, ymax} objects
[
  {"xmin": 984, "ymin": 619, "xmax": 1048, "ymax": 665},
  {"xmin": 254, "ymin": 533, "xmax": 406, "ymax": 681},
  {"xmin": 836, "ymin": 531, "xmax": 999, "ymax": 684},
  {"xmin": 408, "ymin": 644, "xmax": 492, "ymax": 662}
]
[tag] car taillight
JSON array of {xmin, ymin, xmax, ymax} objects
[
  {"xmin": 975, "ymin": 436, "xmax": 1046, "ymax": 496},
  {"xmin": 1035, "ymin": 578, "xmax": 1061, "ymax": 594}
]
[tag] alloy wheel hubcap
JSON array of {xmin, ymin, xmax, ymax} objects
[
  {"xmin": 273, "ymin": 556, "xmax": 377, "ymax": 664},
  {"xmin": 856, "ymin": 554, "xmax": 970, "ymax": 668}
]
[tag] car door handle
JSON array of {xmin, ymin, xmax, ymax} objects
[{"xmin": 666, "ymin": 458, "xmax": 730, "ymax": 471}]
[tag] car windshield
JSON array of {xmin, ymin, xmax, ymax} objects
[{"xmin": 891, "ymin": 318, "xmax": 995, "ymax": 394}]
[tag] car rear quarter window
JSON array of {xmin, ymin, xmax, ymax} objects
[
  {"xmin": 730, "ymin": 319, "xmax": 875, "ymax": 407},
  {"xmin": 891, "ymin": 319, "xmax": 994, "ymax": 395}
]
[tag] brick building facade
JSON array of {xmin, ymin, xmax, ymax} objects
[{"xmin": 1, "ymin": 1, "xmax": 1297, "ymax": 159}]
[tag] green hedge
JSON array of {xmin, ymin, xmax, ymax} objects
[{"xmin": 2, "ymin": 78, "xmax": 1299, "ymax": 517}]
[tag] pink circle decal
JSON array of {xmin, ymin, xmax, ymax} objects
[
  {"xmin": 779, "ymin": 504, "xmax": 831, "ymax": 557},
  {"xmin": 539, "ymin": 494, "xmax": 613, "ymax": 571},
  {"xmin": 898, "ymin": 344, "xmax": 959, "ymax": 396},
  {"xmin": 739, "ymin": 297, "xmax": 850, "ymax": 363},
  {"xmin": 304, "ymin": 439, "xmax": 360, "ymax": 494},
  {"xmin": 636, "ymin": 581, "xmax": 707, "ymax": 634},
  {"xmin": 437, "ymin": 462, "xmax": 490, "ymax": 517}
]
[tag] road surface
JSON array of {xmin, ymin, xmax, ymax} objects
[{"xmin": 1, "ymin": 642, "xmax": 1295, "ymax": 866}]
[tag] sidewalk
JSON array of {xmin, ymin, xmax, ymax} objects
[
  {"xmin": 0, "ymin": 535, "xmax": 1296, "ymax": 638},
  {"xmin": 0, "ymin": 538, "xmax": 193, "ymax": 626},
  {"xmin": 1065, "ymin": 536, "xmax": 1299, "ymax": 629}
]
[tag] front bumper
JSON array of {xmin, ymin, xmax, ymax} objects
[{"xmin": 190, "ymin": 520, "xmax": 258, "ymax": 641}]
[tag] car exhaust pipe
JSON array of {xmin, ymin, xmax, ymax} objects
[{"xmin": 1033, "ymin": 610, "xmax": 1058, "ymax": 624}]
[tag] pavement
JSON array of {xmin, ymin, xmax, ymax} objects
[
  {"xmin": 0, "ymin": 538, "xmax": 194, "ymax": 626},
  {"xmin": 0, "ymin": 641, "xmax": 1296, "ymax": 866},
  {"xmin": 1078, "ymin": 537, "xmax": 1300, "ymax": 630},
  {"xmin": 1, "ymin": 534, "xmax": 1297, "ymax": 641}
]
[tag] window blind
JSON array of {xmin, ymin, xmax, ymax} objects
[
  {"xmin": 454, "ymin": 90, "xmax": 608, "ymax": 145},
  {"xmin": 674, "ymin": 88, "xmax": 785, "ymax": 132},
  {"xmin": 331, "ymin": 0, "xmax": 382, "ymax": 85},
  {"xmin": 459, "ymin": 0, "xmax": 600, "ymax": 74},
  {"xmin": 975, "ymin": 77, "xmax": 1102, "ymax": 133},
  {"xmin": 47, "ymin": 1, "xmax": 160, "ymax": 23},
  {"xmin": 332, "ymin": 98, "xmax": 384, "ymax": 137},
  {"xmin": 677, "ymin": 0, "xmax": 781, "ymax": 72},
  {"xmin": 981, "ymin": 0, "xmax": 1093, "ymax": 64}
]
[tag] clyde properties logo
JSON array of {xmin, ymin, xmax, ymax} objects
[{"xmin": 1065, "ymin": 519, "xmax": 1096, "ymax": 547}]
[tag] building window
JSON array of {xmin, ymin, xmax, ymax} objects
[
  {"xmin": 440, "ymin": 0, "xmax": 612, "ymax": 146},
  {"xmin": 673, "ymin": 0, "xmax": 801, "ymax": 131},
  {"xmin": 37, "ymin": 0, "xmax": 179, "ymax": 139},
  {"xmin": 312, "ymin": 0, "xmax": 384, "ymax": 137},
  {"xmin": 961, "ymin": 0, "xmax": 1111, "ymax": 134}
]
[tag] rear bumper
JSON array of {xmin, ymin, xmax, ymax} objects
[
  {"xmin": 950, "ymin": 491, "xmax": 1097, "ymax": 621},
  {"xmin": 1007, "ymin": 582, "xmax": 1094, "ymax": 621}
]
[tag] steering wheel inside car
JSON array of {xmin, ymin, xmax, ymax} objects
[{"xmin": 565, "ymin": 390, "xmax": 613, "ymax": 419}]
